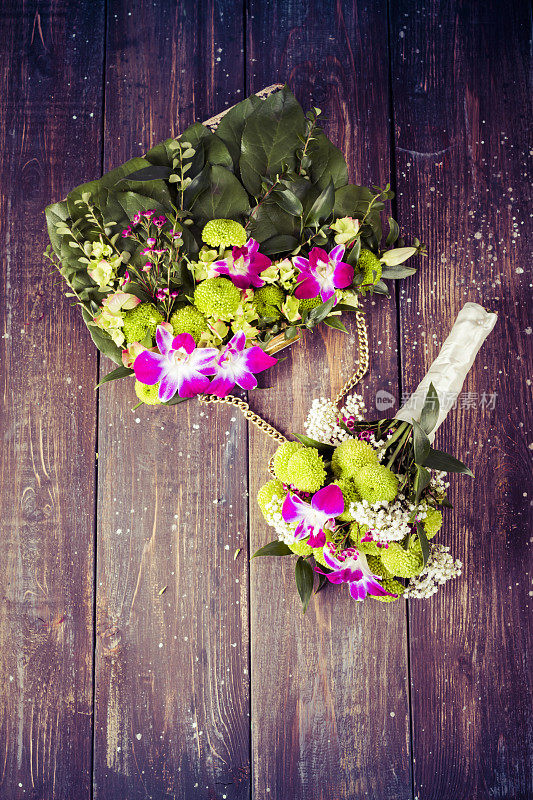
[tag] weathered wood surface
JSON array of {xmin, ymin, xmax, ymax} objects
[
  {"xmin": 0, "ymin": 1, "xmax": 531, "ymax": 798},
  {"xmin": 246, "ymin": 2, "xmax": 411, "ymax": 799},
  {"xmin": 390, "ymin": 1, "xmax": 533, "ymax": 798},
  {"xmin": 0, "ymin": 1, "xmax": 104, "ymax": 798},
  {"xmin": 92, "ymin": 2, "xmax": 250, "ymax": 799}
]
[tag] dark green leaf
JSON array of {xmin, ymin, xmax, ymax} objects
[
  {"xmin": 416, "ymin": 521, "xmax": 430, "ymax": 567},
  {"xmin": 81, "ymin": 308, "xmax": 123, "ymax": 365},
  {"xmin": 271, "ymin": 188, "xmax": 303, "ymax": 217},
  {"xmin": 307, "ymin": 132, "xmax": 349, "ymax": 189},
  {"xmin": 419, "ymin": 383, "xmax": 440, "ymax": 435},
  {"xmin": 96, "ymin": 366, "xmax": 134, "ymax": 388},
  {"xmin": 162, "ymin": 394, "xmax": 190, "ymax": 406},
  {"xmin": 414, "ymin": 464, "xmax": 431, "ymax": 504},
  {"xmin": 295, "ymin": 556, "xmax": 315, "ymax": 613},
  {"xmin": 239, "ymin": 87, "xmax": 307, "ymax": 196},
  {"xmin": 412, "ymin": 420, "xmax": 431, "ymax": 465},
  {"xmin": 307, "ymin": 296, "xmax": 336, "ymax": 323},
  {"xmin": 323, "ymin": 316, "xmax": 348, "ymax": 333},
  {"xmin": 252, "ymin": 540, "xmax": 294, "ymax": 558},
  {"xmin": 116, "ymin": 165, "xmax": 172, "ymax": 182},
  {"xmin": 423, "ymin": 449, "xmax": 474, "ymax": 476},
  {"xmin": 305, "ymin": 179, "xmax": 334, "ymax": 225},
  {"xmin": 260, "ymin": 233, "xmax": 298, "ymax": 255},
  {"xmin": 385, "ymin": 217, "xmax": 400, "ymax": 247},
  {"xmin": 215, "ymin": 94, "xmax": 262, "ymax": 166},
  {"xmin": 334, "ymin": 184, "xmax": 374, "ymax": 216},
  {"xmin": 190, "ymin": 165, "xmax": 250, "ymax": 221}
]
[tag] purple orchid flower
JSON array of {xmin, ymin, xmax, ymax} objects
[
  {"xmin": 205, "ymin": 331, "xmax": 277, "ymax": 397},
  {"xmin": 293, "ymin": 244, "xmax": 354, "ymax": 302},
  {"xmin": 133, "ymin": 325, "xmax": 218, "ymax": 402},
  {"xmin": 319, "ymin": 542, "xmax": 397, "ymax": 601},
  {"xmin": 211, "ymin": 239, "xmax": 271, "ymax": 290},
  {"xmin": 282, "ymin": 485, "xmax": 344, "ymax": 548}
]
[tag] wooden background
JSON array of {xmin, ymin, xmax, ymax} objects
[{"xmin": 0, "ymin": 1, "xmax": 531, "ymax": 798}]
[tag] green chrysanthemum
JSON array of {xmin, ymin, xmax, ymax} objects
[
  {"xmin": 170, "ymin": 305, "xmax": 208, "ymax": 343},
  {"xmin": 272, "ymin": 441, "xmax": 303, "ymax": 484},
  {"xmin": 134, "ymin": 380, "xmax": 161, "ymax": 405},
  {"xmin": 123, "ymin": 303, "xmax": 164, "ymax": 344},
  {"xmin": 352, "ymin": 464, "xmax": 399, "ymax": 504},
  {"xmin": 380, "ymin": 543, "xmax": 423, "ymax": 578},
  {"xmin": 254, "ymin": 285, "xmax": 284, "ymax": 319},
  {"xmin": 257, "ymin": 479, "xmax": 286, "ymax": 520},
  {"xmin": 298, "ymin": 297, "xmax": 322, "ymax": 312},
  {"xmin": 349, "ymin": 522, "xmax": 381, "ymax": 556},
  {"xmin": 332, "ymin": 478, "xmax": 359, "ymax": 522},
  {"xmin": 194, "ymin": 277, "xmax": 242, "ymax": 320},
  {"xmin": 202, "ymin": 219, "xmax": 247, "ymax": 248},
  {"xmin": 331, "ymin": 439, "xmax": 378, "ymax": 478},
  {"xmin": 357, "ymin": 248, "xmax": 382, "ymax": 286},
  {"xmin": 289, "ymin": 540, "xmax": 314, "ymax": 558},
  {"xmin": 424, "ymin": 508, "xmax": 443, "ymax": 539},
  {"xmin": 286, "ymin": 447, "xmax": 326, "ymax": 493},
  {"xmin": 367, "ymin": 554, "xmax": 404, "ymax": 601}
]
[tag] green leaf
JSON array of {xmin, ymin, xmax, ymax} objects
[
  {"xmin": 162, "ymin": 394, "xmax": 190, "ymax": 406},
  {"xmin": 412, "ymin": 420, "xmax": 431, "ymax": 465},
  {"xmin": 96, "ymin": 366, "xmax": 134, "ymax": 388},
  {"xmin": 292, "ymin": 434, "xmax": 335, "ymax": 453},
  {"xmin": 416, "ymin": 521, "xmax": 430, "ymax": 566},
  {"xmin": 252, "ymin": 540, "xmax": 294, "ymax": 558},
  {"xmin": 419, "ymin": 383, "xmax": 440, "ymax": 435},
  {"xmin": 307, "ymin": 132, "xmax": 349, "ymax": 189},
  {"xmin": 81, "ymin": 308, "xmax": 123, "ymax": 365},
  {"xmin": 45, "ymin": 201, "xmax": 70, "ymax": 256},
  {"xmin": 215, "ymin": 94, "xmax": 262, "ymax": 166},
  {"xmin": 323, "ymin": 316, "xmax": 348, "ymax": 333},
  {"xmin": 295, "ymin": 556, "xmax": 315, "ymax": 613},
  {"xmin": 246, "ymin": 200, "xmax": 298, "ymax": 243},
  {"xmin": 305, "ymin": 179, "xmax": 334, "ymax": 226},
  {"xmin": 385, "ymin": 217, "xmax": 400, "ymax": 247},
  {"xmin": 380, "ymin": 247, "xmax": 417, "ymax": 266},
  {"xmin": 423, "ymin": 449, "xmax": 474, "ymax": 476},
  {"xmin": 271, "ymin": 188, "xmax": 303, "ymax": 217},
  {"xmin": 414, "ymin": 465, "xmax": 431, "ymax": 504},
  {"xmin": 380, "ymin": 265, "xmax": 417, "ymax": 279},
  {"xmin": 260, "ymin": 233, "xmax": 298, "ymax": 255},
  {"xmin": 307, "ymin": 296, "xmax": 336, "ymax": 324},
  {"xmin": 239, "ymin": 86, "xmax": 307, "ymax": 196},
  {"xmin": 190, "ymin": 165, "xmax": 250, "ymax": 221},
  {"xmin": 116, "ymin": 165, "xmax": 172, "ymax": 182},
  {"xmin": 334, "ymin": 184, "xmax": 374, "ymax": 216}
]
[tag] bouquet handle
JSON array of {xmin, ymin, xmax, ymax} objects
[{"xmin": 395, "ymin": 302, "xmax": 497, "ymax": 440}]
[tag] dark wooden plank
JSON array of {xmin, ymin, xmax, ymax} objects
[
  {"xmin": 247, "ymin": 3, "xmax": 412, "ymax": 798},
  {"xmin": 92, "ymin": 3, "xmax": 249, "ymax": 798},
  {"xmin": 0, "ymin": 2, "xmax": 104, "ymax": 798},
  {"xmin": 390, "ymin": 2, "xmax": 533, "ymax": 797}
]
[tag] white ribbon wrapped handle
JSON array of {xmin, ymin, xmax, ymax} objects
[{"xmin": 395, "ymin": 302, "xmax": 497, "ymax": 440}]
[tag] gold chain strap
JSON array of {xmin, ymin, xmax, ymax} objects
[
  {"xmin": 333, "ymin": 306, "xmax": 369, "ymax": 406},
  {"xmin": 197, "ymin": 393, "xmax": 288, "ymax": 443},
  {"xmin": 198, "ymin": 305, "xmax": 369, "ymax": 439}
]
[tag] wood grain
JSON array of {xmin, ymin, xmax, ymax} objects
[
  {"xmin": 390, "ymin": 1, "xmax": 533, "ymax": 797},
  {"xmin": 0, "ymin": 1, "xmax": 104, "ymax": 798},
  {"xmin": 92, "ymin": 2, "xmax": 250, "ymax": 798},
  {"xmin": 246, "ymin": 2, "xmax": 411, "ymax": 798}
]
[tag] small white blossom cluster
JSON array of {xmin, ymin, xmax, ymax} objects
[
  {"xmin": 261, "ymin": 496, "xmax": 297, "ymax": 545},
  {"xmin": 304, "ymin": 392, "xmax": 366, "ymax": 445},
  {"xmin": 349, "ymin": 494, "xmax": 428, "ymax": 543},
  {"xmin": 404, "ymin": 545, "xmax": 462, "ymax": 599}
]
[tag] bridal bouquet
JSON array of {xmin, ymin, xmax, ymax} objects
[
  {"xmin": 44, "ymin": 85, "xmax": 423, "ymax": 407},
  {"xmin": 255, "ymin": 303, "xmax": 497, "ymax": 611}
]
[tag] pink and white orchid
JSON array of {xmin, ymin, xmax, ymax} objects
[
  {"xmin": 211, "ymin": 239, "xmax": 271, "ymax": 289},
  {"xmin": 133, "ymin": 326, "xmax": 218, "ymax": 402},
  {"xmin": 282, "ymin": 485, "xmax": 344, "ymax": 548},
  {"xmin": 205, "ymin": 331, "xmax": 277, "ymax": 397},
  {"xmin": 319, "ymin": 543, "xmax": 397, "ymax": 601},
  {"xmin": 293, "ymin": 245, "xmax": 354, "ymax": 302}
]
